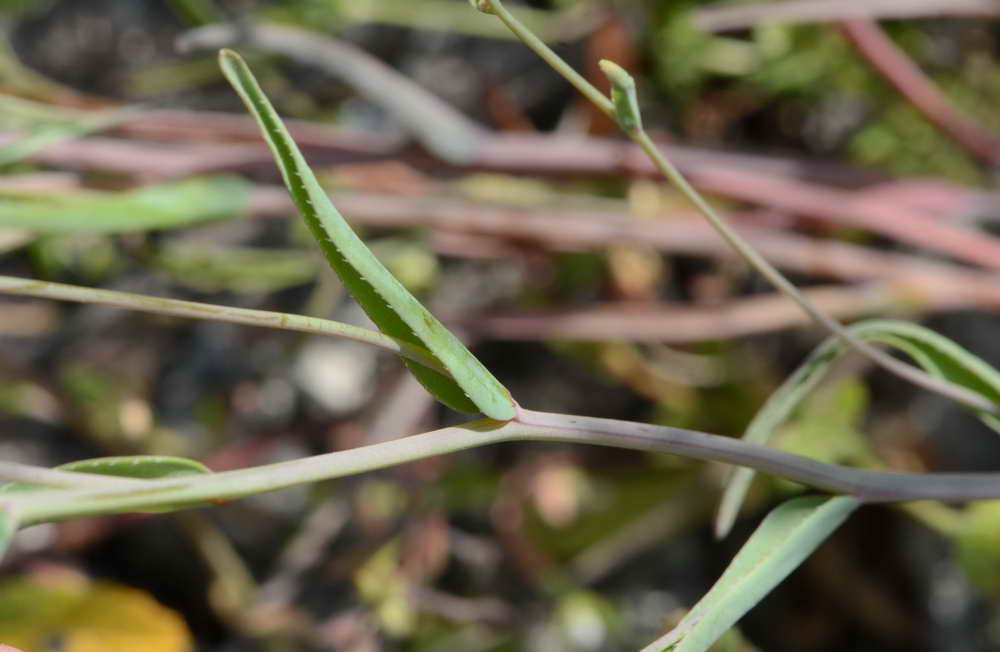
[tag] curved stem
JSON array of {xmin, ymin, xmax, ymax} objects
[
  {"xmin": 0, "ymin": 275, "xmax": 446, "ymax": 374},
  {"xmin": 10, "ymin": 410, "xmax": 1000, "ymax": 525},
  {"xmin": 477, "ymin": 0, "xmax": 1000, "ymax": 417}
]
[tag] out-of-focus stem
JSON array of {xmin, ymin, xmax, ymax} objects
[{"xmin": 0, "ymin": 275, "xmax": 446, "ymax": 374}]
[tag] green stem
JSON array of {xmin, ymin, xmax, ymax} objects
[
  {"xmin": 10, "ymin": 409, "xmax": 1000, "ymax": 525},
  {"xmin": 480, "ymin": 0, "xmax": 613, "ymax": 117},
  {"xmin": 0, "ymin": 275, "xmax": 446, "ymax": 375},
  {"xmin": 476, "ymin": 0, "xmax": 999, "ymax": 418},
  {"xmin": 630, "ymin": 131, "xmax": 996, "ymax": 415}
]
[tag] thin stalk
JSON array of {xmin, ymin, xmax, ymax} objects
[
  {"xmin": 10, "ymin": 410, "xmax": 1000, "ymax": 525},
  {"xmin": 632, "ymin": 131, "xmax": 999, "ymax": 414},
  {"xmin": 475, "ymin": 0, "xmax": 1000, "ymax": 416},
  {"xmin": 0, "ymin": 275, "xmax": 446, "ymax": 375}
]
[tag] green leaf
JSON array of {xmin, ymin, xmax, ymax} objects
[
  {"xmin": 0, "ymin": 456, "xmax": 211, "ymax": 514},
  {"xmin": 716, "ymin": 319, "xmax": 1000, "ymax": 538},
  {"xmin": 0, "ymin": 506, "xmax": 16, "ymax": 563},
  {"xmin": 652, "ymin": 496, "xmax": 859, "ymax": 652},
  {"xmin": 0, "ymin": 176, "xmax": 248, "ymax": 233},
  {"xmin": 63, "ymin": 456, "xmax": 210, "ymax": 480},
  {"xmin": 219, "ymin": 49, "xmax": 516, "ymax": 420}
]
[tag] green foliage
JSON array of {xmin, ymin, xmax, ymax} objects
[
  {"xmin": 957, "ymin": 502, "xmax": 1000, "ymax": 597},
  {"xmin": 31, "ymin": 233, "xmax": 120, "ymax": 283},
  {"xmin": 0, "ymin": 507, "xmax": 15, "ymax": 562},
  {"xmin": 717, "ymin": 319, "xmax": 1000, "ymax": 538},
  {"xmin": 850, "ymin": 102, "xmax": 983, "ymax": 182},
  {"xmin": 649, "ymin": 12, "xmax": 988, "ymax": 179},
  {"xmin": 0, "ymin": 177, "xmax": 249, "ymax": 233},
  {"xmin": 650, "ymin": 4, "xmax": 714, "ymax": 99},
  {"xmin": 0, "ymin": 4, "xmax": 998, "ymax": 650},
  {"xmin": 219, "ymin": 49, "xmax": 516, "ymax": 420},
  {"xmin": 0, "ymin": 456, "xmax": 212, "ymax": 516},
  {"xmin": 154, "ymin": 244, "xmax": 318, "ymax": 293},
  {"xmin": 0, "ymin": 0, "xmax": 53, "ymax": 15},
  {"xmin": 658, "ymin": 496, "xmax": 859, "ymax": 651},
  {"xmin": 164, "ymin": 0, "xmax": 220, "ymax": 26},
  {"xmin": 771, "ymin": 379, "xmax": 873, "ymax": 474}
]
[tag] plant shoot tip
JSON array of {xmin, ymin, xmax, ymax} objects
[{"xmin": 598, "ymin": 59, "xmax": 634, "ymax": 88}]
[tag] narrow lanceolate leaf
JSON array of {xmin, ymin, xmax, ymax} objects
[
  {"xmin": 0, "ymin": 176, "xmax": 248, "ymax": 233},
  {"xmin": 219, "ymin": 49, "xmax": 516, "ymax": 420},
  {"xmin": 716, "ymin": 319, "xmax": 1000, "ymax": 538},
  {"xmin": 0, "ymin": 505, "xmax": 16, "ymax": 562},
  {"xmin": 0, "ymin": 456, "xmax": 212, "ymax": 514},
  {"xmin": 647, "ymin": 496, "xmax": 859, "ymax": 652}
]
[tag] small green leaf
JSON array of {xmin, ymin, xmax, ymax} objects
[
  {"xmin": 0, "ymin": 456, "xmax": 212, "ymax": 514},
  {"xmin": 716, "ymin": 319, "xmax": 1000, "ymax": 538},
  {"xmin": 0, "ymin": 506, "xmax": 16, "ymax": 563},
  {"xmin": 598, "ymin": 59, "xmax": 642, "ymax": 133},
  {"xmin": 651, "ymin": 496, "xmax": 859, "ymax": 652},
  {"xmin": 219, "ymin": 49, "xmax": 516, "ymax": 420},
  {"xmin": 0, "ymin": 176, "xmax": 248, "ymax": 233}
]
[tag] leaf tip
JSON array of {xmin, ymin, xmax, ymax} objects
[{"xmin": 217, "ymin": 48, "xmax": 246, "ymax": 76}]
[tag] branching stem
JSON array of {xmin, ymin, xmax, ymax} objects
[
  {"xmin": 8, "ymin": 410, "xmax": 1000, "ymax": 525},
  {"xmin": 474, "ymin": 0, "xmax": 1000, "ymax": 417}
]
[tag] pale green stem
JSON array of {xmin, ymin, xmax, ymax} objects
[
  {"xmin": 631, "ymin": 132, "xmax": 997, "ymax": 415},
  {"xmin": 477, "ymin": 0, "xmax": 1000, "ymax": 418},
  {"xmin": 0, "ymin": 275, "xmax": 446, "ymax": 375},
  {"xmin": 9, "ymin": 409, "xmax": 1000, "ymax": 525},
  {"xmin": 478, "ymin": 0, "xmax": 613, "ymax": 115}
]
